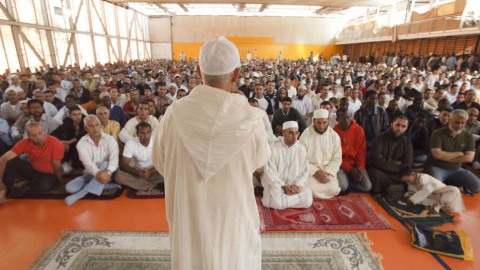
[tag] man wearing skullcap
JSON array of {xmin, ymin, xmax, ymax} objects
[
  {"xmin": 152, "ymin": 36, "xmax": 270, "ymax": 270},
  {"xmin": 262, "ymin": 121, "xmax": 312, "ymax": 210},
  {"xmin": 300, "ymin": 108, "xmax": 342, "ymax": 198}
]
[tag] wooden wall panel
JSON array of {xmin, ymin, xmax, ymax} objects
[{"xmin": 342, "ymin": 35, "xmax": 479, "ymax": 62}]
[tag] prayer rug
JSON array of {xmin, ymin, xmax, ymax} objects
[
  {"xmin": 256, "ymin": 196, "xmax": 394, "ymax": 231},
  {"xmin": 373, "ymin": 194, "xmax": 456, "ymax": 227},
  {"xmin": 126, "ymin": 188, "xmax": 165, "ymax": 199},
  {"xmin": 14, "ymin": 173, "xmax": 125, "ymax": 200},
  {"xmin": 29, "ymin": 231, "xmax": 384, "ymax": 270}
]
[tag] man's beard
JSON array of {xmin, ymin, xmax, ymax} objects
[
  {"xmin": 297, "ymin": 94, "xmax": 304, "ymax": 100},
  {"xmin": 449, "ymin": 124, "xmax": 463, "ymax": 135},
  {"xmin": 314, "ymin": 125, "xmax": 327, "ymax": 134}
]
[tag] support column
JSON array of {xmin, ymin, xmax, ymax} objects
[
  {"xmin": 5, "ymin": 0, "xmax": 26, "ymax": 70},
  {"xmin": 39, "ymin": 0, "xmax": 58, "ymax": 68}
]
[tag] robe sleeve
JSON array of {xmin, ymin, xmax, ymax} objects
[
  {"xmin": 322, "ymin": 132, "xmax": 342, "ymax": 176},
  {"xmin": 262, "ymin": 149, "xmax": 285, "ymax": 190},
  {"xmin": 152, "ymin": 110, "xmax": 167, "ymax": 176},
  {"xmin": 291, "ymin": 146, "xmax": 309, "ymax": 189}
]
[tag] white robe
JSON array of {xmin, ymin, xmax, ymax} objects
[
  {"xmin": 299, "ymin": 125, "xmax": 342, "ymax": 198},
  {"xmin": 262, "ymin": 139, "xmax": 312, "ymax": 210},
  {"xmin": 152, "ymin": 84, "xmax": 270, "ymax": 270},
  {"xmin": 405, "ymin": 173, "xmax": 465, "ymax": 213}
]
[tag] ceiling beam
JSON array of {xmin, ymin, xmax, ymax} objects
[
  {"xmin": 155, "ymin": 3, "xmax": 173, "ymax": 15},
  {"xmin": 178, "ymin": 4, "xmax": 189, "ymax": 12},
  {"xmin": 259, "ymin": 4, "xmax": 268, "ymax": 12},
  {"xmin": 236, "ymin": 3, "xmax": 245, "ymax": 12}
]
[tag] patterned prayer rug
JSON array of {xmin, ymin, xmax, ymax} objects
[
  {"xmin": 126, "ymin": 188, "xmax": 165, "ymax": 199},
  {"xmin": 256, "ymin": 196, "xmax": 394, "ymax": 231},
  {"xmin": 29, "ymin": 231, "xmax": 384, "ymax": 270},
  {"xmin": 373, "ymin": 194, "xmax": 456, "ymax": 227}
]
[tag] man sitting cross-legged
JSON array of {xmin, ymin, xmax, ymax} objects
[
  {"xmin": 299, "ymin": 109, "xmax": 342, "ymax": 199},
  {"xmin": 119, "ymin": 101, "xmax": 159, "ymax": 144},
  {"xmin": 261, "ymin": 121, "xmax": 313, "ymax": 210},
  {"xmin": 64, "ymin": 115, "xmax": 120, "ymax": 206},
  {"xmin": 115, "ymin": 122, "xmax": 164, "ymax": 191},
  {"xmin": 333, "ymin": 108, "xmax": 372, "ymax": 193},
  {"xmin": 51, "ymin": 105, "xmax": 86, "ymax": 172},
  {"xmin": 0, "ymin": 123, "xmax": 64, "ymax": 204}
]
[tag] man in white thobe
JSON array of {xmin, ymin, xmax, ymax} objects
[
  {"xmin": 400, "ymin": 166, "xmax": 464, "ymax": 213},
  {"xmin": 262, "ymin": 121, "xmax": 312, "ymax": 210},
  {"xmin": 292, "ymin": 84, "xmax": 314, "ymax": 126},
  {"xmin": 152, "ymin": 36, "xmax": 270, "ymax": 270},
  {"xmin": 300, "ymin": 109, "xmax": 342, "ymax": 198}
]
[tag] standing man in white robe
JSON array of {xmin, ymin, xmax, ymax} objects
[
  {"xmin": 152, "ymin": 36, "xmax": 270, "ymax": 270},
  {"xmin": 262, "ymin": 121, "xmax": 313, "ymax": 210},
  {"xmin": 400, "ymin": 166, "xmax": 464, "ymax": 213},
  {"xmin": 300, "ymin": 109, "xmax": 342, "ymax": 198}
]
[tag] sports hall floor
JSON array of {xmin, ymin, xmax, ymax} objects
[{"xmin": 0, "ymin": 191, "xmax": 478, "ymax": 269}]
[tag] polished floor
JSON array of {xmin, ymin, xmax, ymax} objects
[{"xmin": 0, "ymin": 191, "xmax": 478, "ymax": 270}]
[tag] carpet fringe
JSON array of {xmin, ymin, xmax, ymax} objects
[
  {"xmin": 360, "ymin": 196, "xmax": 396, "ymax": 231},
  {"xmin": 358, "ymin": 232, "xmax": 385, "ymax": 270},
  {"xmin": 27, "ymin": 231, "xmax": 71, "ymax": 270}
]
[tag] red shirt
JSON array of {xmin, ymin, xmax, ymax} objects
[{"xmin": 11, "ymin": 135, "xmax": 64, "ymax": 174}]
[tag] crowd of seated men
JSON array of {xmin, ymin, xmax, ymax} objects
[{"xmin": 0, "ymin": 51, "xmax": 479, "ymax": 208}]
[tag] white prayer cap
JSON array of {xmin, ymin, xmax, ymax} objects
[
  {"xmin": 199, "ymin": 36, "xmax": 240, "ymax": 76},
  {"xmin": 20, "ymin": 99, "xmax": 29, "ymax": 105},
  {"xmin": 93, "ymin": 74, "xmax": 100, "ymax": 78},
  {"xmin": 283, "ymin": 121, "xmax": 298, "ymax": 130},
  {"xmin": 313, "ymin": 109, "xmax": 329, "ymax": 119},
  {"xmin": 298, "ymin": 84, "xmax": 306, "ymax": 90}
]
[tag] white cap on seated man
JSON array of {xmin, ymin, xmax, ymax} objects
[{"xmin": 261, "ymin": 121, "xmax": 313, "ymax": 210}]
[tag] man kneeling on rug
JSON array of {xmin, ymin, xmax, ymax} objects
[
  {"xmin": 0, "ymin": 123, "xmax": 64, "ymax": 204},
  {"xmin": 65, "ymin": 115, "xmax": 121, "ymax": 206},
  {"xmin": 300, "ymin": 109, "xmax": 342, "ymax": 199},
  {"xmin": 115, "ymin": 122, "xmax": 164, "ymax": 191},
  {"xmin": 399, "ymin": 165, "xmax": 465, "ymax": 213},
  {"xmin": 262, "ymin": 121, "xmax": 312, "ymax": 210}
]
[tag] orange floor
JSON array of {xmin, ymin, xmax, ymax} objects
[{"xmin": 0, "ymin": 192, "xmax": 478, "ymax": 270}]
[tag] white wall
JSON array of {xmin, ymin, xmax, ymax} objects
[
  {"xmin": 150, "ymin": 17, "xmax": 173, "ymax": 59},
  {"xmin": 170, "ymin": 16, "xmax": 344, "ymax": 44}
]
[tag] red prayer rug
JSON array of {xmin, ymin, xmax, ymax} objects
[{"xmin": 257, "ymin": 196, "xmax": 394, "ymax": 231}]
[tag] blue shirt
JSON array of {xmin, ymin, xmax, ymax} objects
[{"xmin": 0, "ymin": 118, "xmax": 13, "ymax": 146}]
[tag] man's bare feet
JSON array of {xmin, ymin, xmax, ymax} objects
[{"xmin": 0, "ymin": 188, "xmax": 7, "ymax": 205}]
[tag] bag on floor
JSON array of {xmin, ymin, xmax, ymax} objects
[{"xmin": 411, "ymin": 225, "xmax": 474, "ymax": 261}]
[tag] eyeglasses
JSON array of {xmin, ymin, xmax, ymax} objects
[{"xmin": 286, "ymin": 131, "xmax": 300, "ymax": 135}]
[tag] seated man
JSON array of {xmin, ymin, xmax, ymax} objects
[
  {"xmin": 115, "ymin": 122, "xmax": 164, "ymax": 191},
  {"xmin": 399, "ymin": 165, "xmax": 464, "ymax": 213},
  {"xmin": 25, "ymin": 99, "xmax": 60, "ymax": 136},
  {"xmin": 119, "ymin": 102, "xmax": 159, "ymax": 144},
  {"xmin": 123, "ymin": 88, "xmax": 141, "ymax": 119},
  {"xmin": 0, "ymin": 118, "xmax": 13, "ymax": 156},
  {"xmin": 262, "ymin": 121, "xmax": 312, "ymax": 210},
  {"xmin": 81, "ymin": 90, "xmax": 103, "ymax": 114},
  {"xmin": 426, "ymin": 108, "xmax": 451, "ymax": 137},
  {"xmin": 385, "ymin": 99, "xmax": 403, "ymax": 124},
  {"xmin": 367, "ymin": 115, "xmax": 413, "ymax": 196},
  {"xmin": 300, "ymin": 109, "xmax": 342, "ymax": 199},
  {"xmin": 406, "ymin": 113, "xmax": 430, "ymax": 163},
  {"xmin": 51, "ymin": 106, "xmax": 86, "ymax": 171},
  {"xmin": 0, "ymin": 89, "xmax": 21, "ymax": 125},
  {"xmin": 10, "ymin": 100, "xmax": 29, "ymax": 142},
  {"xmin": 96, "ymin": 106, "xmax": 120, "ymax": 143},
  {"xmin": 354, "ymin": 90, "xmax": 389, "ymax": 150},
  {"xmin": 271, "ymin": 97, "xmax": 307, "ymax": 134},
  {"xmin": 405, "ymin": 94, "xmax": 432, "ymax": 126},
  {"xmin": 64, "ymin": 115, "xmax": 120, "ymax": 206},
  {"xmin": 333, "ymin": 108, "xmax": 372, "ymax": 192},
  {"xmin": 0, "ymin": 123, "xmax": 63, "ymax": 203},
  {"xmin": 424, "ymin": 109, "xmax": 480, "ymax": 194},
  {"xmin": 44, "ymin": 90, "xmax": 64, "ymax": 110},
  {"xmin": 32, "ymin": 90, "xmax": 58, "ymax": 117},
  {"xmin": 99, "ymin": 92, "xmax": 126, "ymax": 128},
  {"xmin": 54, "ymin": 94, "xmax": 88, "ymax": 125}
]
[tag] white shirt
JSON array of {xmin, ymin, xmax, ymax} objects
[
  {"xmin": 43, "ymin": 101, "xmax": 59, "ymax": 118},
  {"xmin": 292, "ymin": 96, "xmax": 314, "ymax": 116},
  {"xmin": 61, "ymin": 80, "xmax": 73, "ymax": 91},
  {"xmin": 53, "ymin": 105, "xmax": 88, "ymax": 125},
  {"xmin": 76, "ymin": 132, "xmax": 119, "ymax": 176},
  {"xmin": 119, "ymin": 115, "xmax": 159, "ymax": 143},
  {"xmin": 123, "ymin": 137, "xmax": 154, "ymax": 170},
  {"xmin": 254, "ymin": 97, "xmax": 270, "ymax": 113},
  {"xmin": 287, "ymin": 86, "xmax": 297, "ymax": 98},
  {"xmin": 348, "ymin": 98, "xmax": 362, "ymax": 113},
  {"xmin": 54, "ymin": 87, "xmax": 68, "ymax": 102}
]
